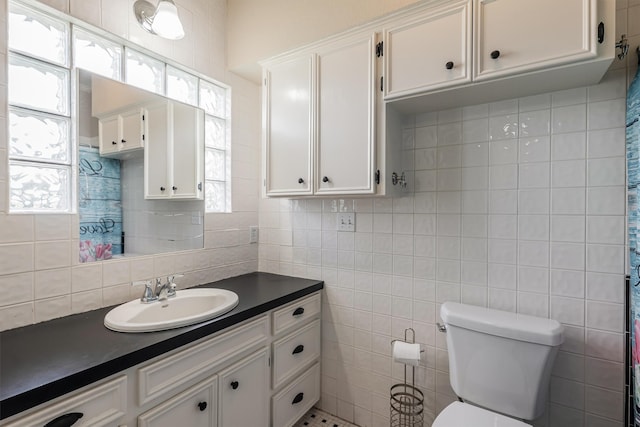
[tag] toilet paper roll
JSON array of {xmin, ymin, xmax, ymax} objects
[{"xmin": 392, "ymin": 341, "xmax": 421, "ymax": 366}]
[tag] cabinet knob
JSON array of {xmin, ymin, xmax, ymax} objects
[
  {"xmin": 121, "ymin": 139, "xmax": 126, "ymax": 144},
  {"xmin": 111, "ymin": 141, "xmax": 117, "ymax": 145},
  {"xmin": 172, "ymin": 186, "xmax": 178, "ymax": 191},
  {"xmin": 490, "ymin": 50, "xmax": 501, "ymax": 59},
  {"xmin": 298, "ymin": 178, "xmax": 304, "ymax": 184},
  {"xmin": 292, "ymin": 392, "xmax": 304, "ymax": 405},
  {"xmin": 230, "ymin": 380, "xmax": 239, "ymax": 390},
  {"xmin": 44, "ymin": 412, "xmax": 84, "ymax": 427},
  {"xmin": 322, "ymin": 176, "xmax": 329, "ymax": 183},
  {"xmin": 292, "ymin": 307, "xmax": 305, "ymax": 316},
  {"xmin": 292, "ymin": 344, "xmax": 304, "ymax": 355},
  {"xmin": 445, "ymin": 61, "xmax": 454, "ymax": 70},
  {"xmin": 197, "ymin": 401, "xmax": 207, "ymax": 411},
  {"xmin": 160, "ymin": 187, "xmax": 166, "ymax": 191}
]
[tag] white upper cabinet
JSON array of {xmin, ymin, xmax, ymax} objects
[
  {"xmin": 145, "ymin": 101, "xmax": 204, "ymax": 200},
  {"xmin": 263, "ymin": 55, "xmax": 314, "ymax": 196},
  {"xmin": 316, "ymin": 33, "xmax": 376, "ymax": 195},
  {"xmin": 474, "ymin": 0, "xmax": 596, "ymax": 81},
  {"xmin": 384, "ymin": 0, "xmax": 471, "ymax": 100},
  {"xmin": 98, "ymin": 108, "xmax": 145, "ymax": 157}
]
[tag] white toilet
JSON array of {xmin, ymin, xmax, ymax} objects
[{"xmin": 433, "ymin": 302, "xmax": 564, "ymax": 427}]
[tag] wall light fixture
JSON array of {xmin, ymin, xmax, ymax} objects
[{"xmin": 134, "ymin": 0, "xmax": 185, "ymax": 40}]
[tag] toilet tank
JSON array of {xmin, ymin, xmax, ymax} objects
[{"xmin": 440, "ymin": 302, "xmax": 564, "ymax": 420}]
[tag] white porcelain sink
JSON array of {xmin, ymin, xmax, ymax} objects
[{"xmin": 104, "ymin": 288, "xmax": 239, "ymax": 332}]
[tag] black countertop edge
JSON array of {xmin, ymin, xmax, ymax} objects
[{"xmin": 0, "ymin": 272, "xmax": 323, "ymax": 420}]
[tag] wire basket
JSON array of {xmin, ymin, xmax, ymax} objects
[{"xmin": 390, "ymin": 328, "xmax": 424, "ymax": 427}]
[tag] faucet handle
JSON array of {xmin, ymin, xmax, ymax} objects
[
  {"xmin": 133, "ymin": 280, "xmax": 157, "ymax": 303},
  {"xmin": 167, "ymin": 274, "xmax": 184, "ymax": 284}
]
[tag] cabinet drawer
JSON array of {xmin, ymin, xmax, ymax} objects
[
  {"xmin": 272, "ymin": 292, "xmax": 321, "ymax": 335},
  {"xmin": 138, "ymin": 315, "xmax": 268, "ymax": 405},
  {"xmin": 2, "ymin": 376, "xmax": 126, "ymax": 427},
  {"xmin": 138, "ymin": 375, "xmax": 217, "ymax": 427},
  {"xmin": 272, "ymin": 363, "xmax": 320, "ymax": 427},
  {"xmin": 273, "ymin": 319, "xmax": 321, "ymax": 389}
]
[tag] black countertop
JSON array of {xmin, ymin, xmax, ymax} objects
[{"xmin": 0, "ymin": 272, "xmax": 323, "ymax": 420}]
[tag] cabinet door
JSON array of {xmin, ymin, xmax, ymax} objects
[
  {"xmin": 98, "ymin": 116, "xmax": 120, "ymax": 156},
  {"xmin": 171, "ymin": 103, "xmax": 204, "ymax": 199},
  {"xmin": 316, "ymin": 33, "xmax": 376, "ymax": 195},
  {"xmin": 138, "ymin": 375, "xmax": 217, "ymax": 427},
  {"xmin": 264, "ymin": 55, "xmax": 314, "ymax": 196},
  {"xmin": 384, "ymin": 1, "xmax": 471, "ymax": 99},
  {"xmin": 218, "ymin": 349, "xmax": 269, "ymax": 427},
  {"xmin": 144, "ymin": 102, "xmax": 170, "ymax": 199},
  {"xmin": 474, "ymin": 0, "xmax": 595, "ymax": 81},
  {"xmin": 120, "ymin": 108, "xmax": 145, "ymax": 151}
]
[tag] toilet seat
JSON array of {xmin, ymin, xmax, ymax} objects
[{"xmin": 432, "ymin": 402, "xmax": 532, "ymax": 427}]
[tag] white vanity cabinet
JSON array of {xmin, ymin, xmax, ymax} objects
[
  {"xmin": 144, "ymin": 101, "xmax": 204, "ymax": 200},
  {"xmin": 98, "ymin": 108, "xmax": 145, "ymax": 157},
  {"xmin": 383, "ymin": 0, "xmax": 471, "ymax": 100},
  {"xmin": 1, "ymin": 376, "xmax": 127, "ymax": 427},
  {"xmin": 1, "ymin": 292, "xmax": 322, "ymax": 427},
  {"xmin": 218, "ymin": 350, "xmax": 270, "ymax": 427},
  {"xmin": 473, "ymin": 0, "xmax": 599, "ymax": 81},
  {"xmin": 138, "ymin": 376, "xmax": 218, "ymax": 427},
  {"xmin": 262, "ymin": 32, "xmax": 404, "ymax": 198},
  {"xmin": 263, "ymin": 55, "xmax": 314, "ymax": 196}
]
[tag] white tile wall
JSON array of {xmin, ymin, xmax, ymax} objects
[{"xmin": 260, "ymin": 62, "xmax": 629, "ymax": 426}]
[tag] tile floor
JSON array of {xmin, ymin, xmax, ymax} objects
[{"xmin": 294, "ymin": 407, "xmax": 359, "ymax": 427}]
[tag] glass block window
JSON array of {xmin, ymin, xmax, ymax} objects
[
  {"xmin": 8, "ymin": 3, "xmax": 71, "ymax": 213},
  {"xmin": 9, "ymin": 3, "xmax": 69, "ymax": 67},
  {"xmin": 73, "ymin": 28, "xmax": 122, "ymax": 80},
  {"xmin": 125, "ymin": 48, "xmax": 165, "ymax": 94},
  {"xmin": 167, "ymin": 65, "xmax": 198, "ymax": 106},
  {"xmin": 201, "ymin": 82, "xmax": 231, "ymax": 213}
]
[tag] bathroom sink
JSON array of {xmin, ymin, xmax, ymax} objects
[{"xmin": 104, "ymin": 288, "xmax": 239, "ymax": 332}]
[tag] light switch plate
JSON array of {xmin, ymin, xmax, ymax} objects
[
  {"xmin": 336, "ymin": 213, "xmax": 355, "ymax": 232},
  {"xmin": 249, "ymin": 226, "xmax": 259, "ymax": 243}
]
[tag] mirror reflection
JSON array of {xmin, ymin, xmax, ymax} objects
[{"xmin": 78, "ymin": 70, "xmax": 205, "ymax": 263}]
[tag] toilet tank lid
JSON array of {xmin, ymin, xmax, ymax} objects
[{"xmin": 441, "ymin": 302, "xmax": 564, "ymax": 346}]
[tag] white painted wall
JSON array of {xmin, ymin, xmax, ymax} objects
[{"xmin": 226, "ymin": 0, "xmax": 423, "ymax": 81}]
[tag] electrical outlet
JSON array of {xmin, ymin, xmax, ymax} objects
[
  {"xmin": 249, "ymin": 226, "xmax": 259, "ymax": 243},
  {"xmin": 336, "ymin": 213, "xmax": 356, "ymax": 232}
]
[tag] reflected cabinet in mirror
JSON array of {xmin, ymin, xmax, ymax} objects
[{"xmin": 78, "ymin": 70, "xmax": 205, "ymax": 263}]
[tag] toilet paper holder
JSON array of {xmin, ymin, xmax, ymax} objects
[{"xmin": 390, "ymin": 328, "xmax": 424, "ymax": 427}]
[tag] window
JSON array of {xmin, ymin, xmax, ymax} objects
[
  {"xmin": 8, "ymin": 3, "xmax": 72, "ymax": 212},
  {"xmin": 8, "ymin": 0, "xmax": 231, "ymax": 213}
]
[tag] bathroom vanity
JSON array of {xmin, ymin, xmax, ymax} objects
[{"xmin": 0, "ymin": 273, "xmax": 323, "ymax": 427}]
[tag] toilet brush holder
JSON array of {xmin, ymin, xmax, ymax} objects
[{"xmin": 390, "ymin": 328, "xmax": 424, "ymax": 427}]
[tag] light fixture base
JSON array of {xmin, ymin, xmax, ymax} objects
[{"xmin": 134, "ymin": 0, "xmax": 157, "ymax": 35}]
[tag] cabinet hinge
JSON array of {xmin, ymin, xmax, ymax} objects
[
  {"xmin": 268, "ymin": 357, "xmax": 271, "ymax": 367},
  {"xmin": 375, "ymin": 170, "xmax": 380, "ymax": 185},
  {"xmin": 376, "ymin": 41, "xmax": 383, "ymax": 57},
  {"xmin": 380, "ymin": 76, "xmax": 384, "ymax": 92},
  {"xmin": 142, "ymin": 115, "xmax": 145, "ymax": 121},
  {"xmin": 142, "ymin": 134, "xmax": 145, "ymax": 141}
]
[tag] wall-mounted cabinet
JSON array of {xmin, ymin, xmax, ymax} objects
[
  {"xmin": 144, "ymin": 101, "xmax": 204, "ymax": 200},
  {"xmin": 262, "ymin": 32, "xmax": 404, "ymax": 198},
  {"xmin": 98, "ymin": 108, "xmax": 145, "ymax": 158},
  {"xmin": 263, "ymin": 55, "xmax": 314, "ymax": 196},
  {"xmin": 383, "ymin": 0, "xmax": 472, "ymax": 100},
  {"xmin": 385, "ymin": 0, "xmax": 615, "ymax": 112}
]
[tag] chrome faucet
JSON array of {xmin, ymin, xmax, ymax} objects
[{"xmin": 135, "ymin": 275, "xmax": 182, "ymax": 303}]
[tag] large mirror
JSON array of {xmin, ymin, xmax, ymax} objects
[{"xmin": 77, "ymin": 70, "xmax": 205, "ymax": 263}]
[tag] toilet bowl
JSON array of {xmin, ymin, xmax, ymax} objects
[{"xmin": 432, "ymin": 402, "xmax": 531, "ymax": 427}]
